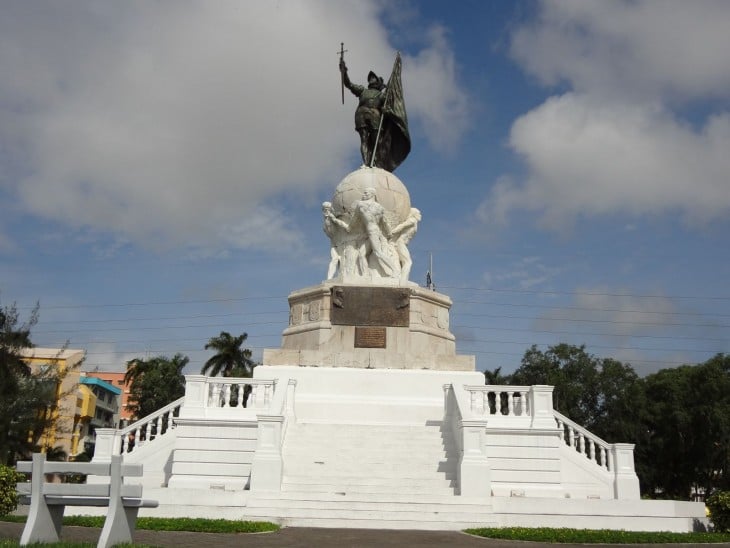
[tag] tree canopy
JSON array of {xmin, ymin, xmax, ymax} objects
[
  {"xmin": 124, "ymin": 354, "xmax": 187, "ymax": 419},
  {"xmin": 0, "ymin": 300, "xmax": 72, "ymax": 465},
  {"xmin": 201, "ymin": 331, "xmax": 255, "ymax": 378}
]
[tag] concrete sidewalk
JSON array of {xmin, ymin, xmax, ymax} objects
[{"xmin": 3, "ymin": 521, "xmax": 728, "ymax": 547}]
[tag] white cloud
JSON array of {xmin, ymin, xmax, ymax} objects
[
  {"xmin": 482, "ymin": 256, "xmax": 564, "ymax": 291},
  {"xmin": 403, "ymin": 26, "xmax": 471, "ymax": 152},
  {"xmin": 511, "ymin": 0, "xmax": 730, "ymax": 102},
  {"xmin": 480, "ymin": 0, "xmax": 730, "ymax": 229},
  {"xmin": 481, "ymin": 93, "xmax": 730, "ymax": 229},
  {"xmin": 0, "ymin": 1, "xmax": 469, "ymax": 253}
]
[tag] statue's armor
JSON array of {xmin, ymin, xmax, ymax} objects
[{"xmin": 353, "ymin": 87, "xmax": 384, "ymax": 130}]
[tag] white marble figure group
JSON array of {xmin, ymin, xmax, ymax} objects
[{"xmin": 323, "ymin": 187, "xmax": 421, "ymax": 284}]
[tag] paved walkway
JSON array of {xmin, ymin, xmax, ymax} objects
[{"xmin": 3, "ymin": 521, "xmax": 729, "ymax": 548}]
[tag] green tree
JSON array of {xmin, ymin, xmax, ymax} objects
[
  {"xmin": 510, "ymin": 344, "xmax": 602, "ymax": 428},
  {"xmin": 641, "ymin": 354, "xmax": 730, "ymax": 499},
  {"xmin": 0, "ymin": 302, "xmax": 36, "ymax": 402},
  {"xmin": 483, "ymin": 366, "xmax": 511, "ymax": 385},
  {"xmin": 201, "ymin": 331, "xmax": 255, "ymax": 378},
  {"xmin": 124, "ymin": 354, "xmax": 187, "ymax": 419},
  {"xmin": 510, "ymin": 344, "xmax": 645, "ymax": 443},
  {"xmin": 0, "ymin": 300, "xmax": 71, "ymax": 465}
]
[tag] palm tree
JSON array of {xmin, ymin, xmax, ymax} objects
[{"xmin": 201, "ymin": 331, "xmax": 255, "ymax": 378}]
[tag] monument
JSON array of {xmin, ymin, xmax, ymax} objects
[
  {"xmin": 89, "ymin": 47, "xmax": 704, "ymax": 532},
  {"xmin": 262, "ymin": 50, "xmax": 475, "ymax": 372}
]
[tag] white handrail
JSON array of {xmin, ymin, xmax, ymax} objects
[
  {"xmin": 553, "ymin": 409, "xmax": 613, "ymax": 471},
  {"xmin": 119, "ymin": 397, "xmax": 184, "ymax": 454},
  {"xmin": 463, "ymin": 385, "xmax": 532, "ymax": 417}
]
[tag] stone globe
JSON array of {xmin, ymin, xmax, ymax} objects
[{"xmin": 331, "ymin": 167, "xmax": 411, "ymax": 228}]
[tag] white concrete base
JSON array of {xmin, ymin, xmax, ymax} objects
[
  {"xmin": 253, "ymin": 365, "xmax": 484, "ymax": 424},
  {"xmin": 64, "ymin": 487, "xmax": 705, "ymax": 532}
]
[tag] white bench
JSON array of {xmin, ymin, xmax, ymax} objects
[{"xmin": 16, "ymin": 452, "xmax": 158, "ymax": 548}]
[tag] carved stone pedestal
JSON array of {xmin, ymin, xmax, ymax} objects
[{"xmin": 262, "ymin": 282, "xmax": 474, "ymax": 371}]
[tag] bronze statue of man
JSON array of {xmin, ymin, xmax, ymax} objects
[
  {"xmin": 339, "ymin": 53, "xmax": 410, "ymax": 172},
  {"xmin": 340, "ymin": 59, "xmax": 387, "ymax": 168}
]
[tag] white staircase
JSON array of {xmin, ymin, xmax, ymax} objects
[{"xmin": 246, "ymin": 421, "xmax": 497, "ymax": 530}]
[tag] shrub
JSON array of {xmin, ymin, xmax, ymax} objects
[
  {"xmin": 0, "ymin": 464, "xmax": 22, "ymax": 516},
  {"xmin": 707, "ymin": 491, "xmax": 730, "ymax": 532}
]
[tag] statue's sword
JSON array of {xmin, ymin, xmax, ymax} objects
[{"xmin": 338, "ymin": 42, "xmax": 347, "ymax": 104}]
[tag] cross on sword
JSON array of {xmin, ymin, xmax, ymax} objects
[{"xmin": 338, "ymin": 42, "xmax": 348, "ymax": 104}]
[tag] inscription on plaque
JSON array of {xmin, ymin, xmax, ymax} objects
[
  {"xmin": 355, "ymin": 327, "xmax": 386, "ymax": 348},
  {"xmin": 331, "ymin": 286, "xmax": 410, "ymax": 327}
]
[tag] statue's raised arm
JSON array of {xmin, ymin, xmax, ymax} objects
[{"xmin": 339, "ymin": 50, "xmax": 410, "ymax": 172}]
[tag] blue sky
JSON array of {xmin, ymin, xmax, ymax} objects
[{"xmin": 1, "ymin": 0, "xmax": 728, "ymax": 377}]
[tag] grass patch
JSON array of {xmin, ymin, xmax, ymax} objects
[
  {"xmin": 465, "ymin": 526, "xmax": 730, "ymax": 543},
  {"xmin": 1, "ymin": 514, "xmax": 279, "ymax": 534}
]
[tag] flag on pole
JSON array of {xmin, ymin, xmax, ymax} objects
[{"xmin": 374, "ymin": 52, "xmax": 411, "ymax": 172}]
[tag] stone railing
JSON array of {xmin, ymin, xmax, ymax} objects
[
  {"xmin": 120, "ymin": 397, "xmax": 184, "ymax": 454},
  {"xmin": 92, "ymin": 397, "xmax": 184, "ymax": 460},
  {"xmin": 554, "ymin": 410, "xmax": 640, "ymax": 499},
  {"xmin": 250, "ymin": 378, "xmax": 297, "ymax": 492},
  {"xmin": 443, "ymin": 384, "xmax": 490, "ymax": 497},
  {"xmin": 462, "ymin": 384, "xmax": 558, "ymax": 428},
  {"xmin": 177, "ymin": 375, "xmax": 277, "ymax": 420},
  {"xmin": 554, "ymin": 410, "xmax": 612, "ymax": 471},
  {"xmin": 464, "ymin": 385, "xmax": 531, "ymax": 417}
]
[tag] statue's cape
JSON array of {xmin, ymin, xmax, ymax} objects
[{"xmin": 377, "ymin": 53, "xmax": 410, "ymax": 172}]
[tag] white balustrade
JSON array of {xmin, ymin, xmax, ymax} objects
[
  {"xmin": 205, "ymin": 378, "xmax": 275, "ymax": 409},
  {"xmin": 463, "ymin": 385, "xmax": 532, "ymax": 417},
  {"xmin": 554, "ymin": 410, "xmax": 612, "ymax": 471}
]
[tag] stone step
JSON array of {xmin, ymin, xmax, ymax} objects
[
  {"xmin": 270, "ymin": 490, "xmax": 476, "ymax": 505},
  {"xmin": 282, "ymin": 481, "xmax": 456, "ymax": 496},
  {"xmin": 243, "ymin": 505, "xmax": 495, "ymax": 528},
  {"xmin": 243, "ymin": 514, "xmax": 495, "ymax": 531},
  {"xmin": 283, "ymin": 475, "xmax": 456, "ymax": 489},
  {"xmin": 284, "ymin": 463, "xmax": 456, "ymax": 476},
  {"xmin": 283, "ymin": 448, "xmax": 453, "ymax": 460}
]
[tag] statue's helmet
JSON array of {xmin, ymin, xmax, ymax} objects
[{"xmin": 367, "ymin": 71, "xmax": 384, "ymax": 89}]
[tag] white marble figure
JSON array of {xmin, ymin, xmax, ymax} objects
[
  {"xmin": 322, "ymin": 202, "xmax": 341, "ymax": 280},
  {"xmin": 390, "ymin": 207, "xmax": 421, "ymax": 284},
  {"xmin": 327, "ymin": 188, "xmax": 403, "ymax": 281}
]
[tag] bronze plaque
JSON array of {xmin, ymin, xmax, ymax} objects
[
  {"xmin": 331, "ymin": 286, "xmax": 410, "ymax": 327},
  {"xmin": 355, "ymin": 327, "xmax": 386, "ymax": 348}
]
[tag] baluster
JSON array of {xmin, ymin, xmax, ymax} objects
[
  {"xmin": 521, "ymin": 391, "xmax": 528, "ymax": 415},
  {"xmin": 556, "ymin": 419, "xmax": 565, "ymax": 442},
  {"xmin": 600, "ymin": 447, "xmax": 608, "ymax": 469},
  {"xmin": 578, "ymin": 433, "xmax": 585, "ymax": 454},
  {"xmin": 144, "ymin": 421, "xmax": 151, "ymax": 444},
  {"xmin": 567, "ymin": 426, "xmax": 575, "ymax": 448},
  {"xmin": 167, "ymin": 410, "xmax": 174, "ymax": 430},
  {"xmin": 505, "ymin": 392, "xmax": 512, "ymax": 416},
  {"xmin": 606, "ymin": 449, "xmax": 613, "ymax": 471},
  {"xmin": 587, "ymin": 439, "xmax": 594, "ymax": 461},
  {"xmin": 209, "ymin": 383, "xmax": 220, "ymax": 407},
  {"xmin": 134, "ymin": 427, "xmax": 142, "ymax": 450},
  {"xmin": 237, "ymin": 384, "xmax": 245, "ymax": 408},
  {"xmin": 223, "ymin": 384, "xmax": 232, "ymax": 407},
  {"xmin": 122, "ymin": 434, "xmax": 129, "ymax": 453}
]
